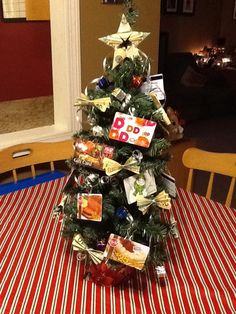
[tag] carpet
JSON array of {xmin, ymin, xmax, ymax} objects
[{"xmin": 0, "ymin": 96, "xmax": 54, "ymax": 134}]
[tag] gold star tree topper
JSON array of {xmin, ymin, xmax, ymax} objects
[{"xmin": 99, "ymin": 14, "xmax": 150, "ymax": 68}]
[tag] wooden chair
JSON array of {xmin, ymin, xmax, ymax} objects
[
  {"xmin": 182, "ymin": 147, "xmax": 236, "ymax": 207},
  {"xmin": 0, "ymin": 140, "xmax": 73, "ymax": 184}
]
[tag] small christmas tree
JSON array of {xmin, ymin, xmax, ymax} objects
[{"xmin": 55, "ymin": 4, "xmax": 178, "ymax": 286}]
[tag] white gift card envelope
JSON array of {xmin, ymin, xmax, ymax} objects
[{"xmin": 140, "ymin": 73, "xmax": 165, "ymax": 101}]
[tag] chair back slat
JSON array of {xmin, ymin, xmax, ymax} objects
[
  {"xmin": 50, "ymin": 161, "xmax": 55, "ymax": 172},
  {"xmin": 206, "ymin": 172, "xmax": 214, "ymax": 199},
  {"xmin": 13, "ymin": 169, "xmax": 17, "ymax": 183},
  {"xmin": 31, "ymin": 165, "xmax": 36, "ymax": 178},
  {"xmin": 226, "ymin": 177, "xmax": 236, "ymax": 207},
  {"xmin": 182, "ymin": 147, "xmax": 236, "ymax": 207},
  {"xmin": 186, "ymin": 168, "xmax": 194, "ymax": 192}
]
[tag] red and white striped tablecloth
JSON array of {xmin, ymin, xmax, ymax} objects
[{"xmin": 1, "ymin": 177, "xmax": 235, "ymax": 314}]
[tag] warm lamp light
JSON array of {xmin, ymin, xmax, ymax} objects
[{"xmin": 194, "ymin": 45, "xmax": 232, "ymax": 68}]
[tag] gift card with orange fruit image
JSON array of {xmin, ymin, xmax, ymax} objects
[
  {"xmin": 77, "ymin": 194, "xmax": 102, "ymax": 221},
  {"xmin": 109, "ymin": 112, "xmax": 156, "ymax": 148}
]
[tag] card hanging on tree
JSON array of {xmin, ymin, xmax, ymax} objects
[
  {"xmin": 77, "ymin": 194, "xmax": 102, "ymax": 221},
  {"xmin": 161, "ymin": 172, "xmax": 176, "ymax": 198},
  {"xmin": 103, "ymin": 234, "xmax": 150, "ymax": 270},
  {"xmin": 74, "ymin": 139, "xmax": 114, "ymax": 170},
  {"xmin": 141, "ymin": 74, "xmax": 165, "ymax": 101},
  {"xmin": 123, "ymin": 171, "xmax": 157, "ymax": 204},
  {"xmin": 109, "ymin": 112, "xmax": 156, "ymax": 148}
]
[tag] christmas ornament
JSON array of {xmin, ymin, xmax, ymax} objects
[
  {"xmin": 76, "ymin": 252, "xmax": 87, "ymax": 261},
  {"xmin": 155, "ymin": 265, "xmax": 167, "ymax": 278},
  {"xmin": 116, "ymin": 207, "xmax": 133, "ymax": 222},
  {"xmin": 53, "ymin": 193, "xmax": 68, "ymax": 216},
  {"xmin": 170, "ymin": 216, "xmax": 179, "ymax": 238},
  {"xmin": 103, "ymin": 234, "xmax": 150, "ymax": 270},
  {"xmin": 72, "ymin": 234, "xmax": 104, "ymax": 265},
  {"xmin": 109, "ymin": 112, "xmax": 157, "ymax": 148},
  {"xmin": 112, "ymin": 88, "xmax": 127, "ymax": 102},
  {"xmin": 99, "ymin": 14, "xmax": 149, "ymax": 69},
  {"xmin": 131, "ymin": 75, "xmax": 143, "ymax": 88},
  {"xmin": 121, "ymin": 93, "xmax": 132, "ymax": 110},
  {"xmin": 87, "ymin": 114, "xmax": 97, "ymax": 126},
  {"xmin": 92, "ymin": 125, "xmax": 104, "ymax": 137},
  {"xmin": 74, "ymin": 174, "xmax": 85, "ymax": 186},
  {"xmin": 103, "ymin": 156, "xmax": 140, "ymax": 176},
  {"xmin": 77, "ymin": 194, "xmax": 102, "ymax": 221},
  {"xmin": 132, "ymin": 149, "xmax": 143, "ymax": 162},
  {"xmin": 75, "ymin": 93, "xmax": 111, "ymax": 112},
  {"xmin": 136, "ymin": 191, "xmax": 171, "ymax": 215},
  {"xmin": 85, "ymin": 173, "xmax": 100, "ymax": 188},
  {"xmin": 97, "ymin": 76, "xmax": 110, "ymax": 89},
  {"xmin": 99, "ymin": 14, "xmax": 149, "ymax": 50},
  {"xmin": 96, "ymin": 240, "xmax": 107, "ymax": 251}
]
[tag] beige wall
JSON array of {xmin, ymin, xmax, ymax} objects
[
  {"xmin": 80, "ymin": 0, "xmax": 161, "ymax": 90},
  {"xmin": 220, "ymin": 0, "xmax": 236, "ymax": 50},
  {"xmin": 161, "ymin": 1, "xmax": 222, "ymax": 53}
]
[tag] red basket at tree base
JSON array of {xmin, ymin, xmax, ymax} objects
[{"xmin": 87, "ymin": 260, "xmax": 135, "ymax": 286}]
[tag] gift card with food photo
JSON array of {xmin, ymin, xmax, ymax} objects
[
  {"xmin": 74, "ymin": 139, "xmax": 114, "ymax": 170},
  {"xmin": 123, "ymin": 171, "xmax": 157, "ymax": 204},
  {"xmin": 77, "ymin": 194, "xmax": 102, "ymax": 221},
  {"xmin": 104, "ymin": 234, "xmax": 150, "ymax": 270}
]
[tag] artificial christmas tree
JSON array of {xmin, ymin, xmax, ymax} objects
[{"xmin": 54, "ymin": 4, "xmax": 178, "ymax": 286}]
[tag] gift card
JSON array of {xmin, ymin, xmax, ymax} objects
[
  {"xmin": 140, "ymin": 74, "xmax": 165, "ymax": 101},
  {"xmin": 104, "ymin": 234, "xmax": 149, "ymax": 270},
  {"xmin": 161, "ymin": 172, "xmax": 176, "ymax": 198},
  {"xmin": 149, "ymin": 74, "xmax": 165, "ymax": 101},
  {"xmin": 109, "ymin": 112, "xmax": 156, "ymax": 148},
  {"xmin": 77, "ymin": 194, "xmax": 102, "ymax": 221},
  {"xmin": 123, "ymin": 171, "xmax": 157, "ymax": 204},
  {"xmin": 74, "ymin": 139, "xmax": 114, "ymax": 170}
]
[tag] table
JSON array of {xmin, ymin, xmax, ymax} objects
[{"xmin": 1, "ymin": 177, "xmax": 235, "ymax": 314}]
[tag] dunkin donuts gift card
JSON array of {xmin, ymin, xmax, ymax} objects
[{"xmin": 109, "ymin": 112, "xmax": 157, "ymax": 148}]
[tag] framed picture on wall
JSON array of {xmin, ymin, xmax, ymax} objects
[
  {"xmin": 233, "ymin": 0, "xmax": 236, "ymax": 20},
  {"xmin": 181, "ymin": 0, "xmax": 195, "ymax": 15},
  {"xmin": 1, "ymin": 0, "xmax": 26, "ymax": 21},
  {"xmin": 102, "ymin": 0, "xmax": 124, "ymax": 3},
  {"xmin": 163, "ymin": 0, "xmax": 179, "ymax": 14}
]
